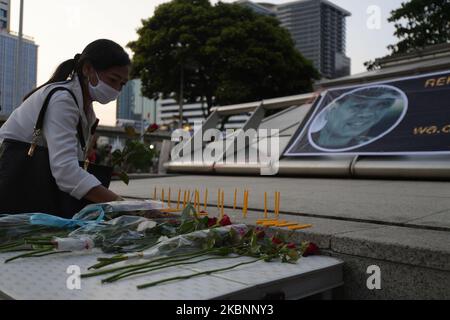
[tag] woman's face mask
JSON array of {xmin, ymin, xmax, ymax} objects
[{"xmin": 88, "ymin": 71, "xmax": 120, "ymax": 104}]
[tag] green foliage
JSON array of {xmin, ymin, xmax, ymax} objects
[
  {"xmin": 388, "ymin": 0, "xmax": 450, "ymax": 54},
  {"xmin": 97, "ymin": 139, "xmax": 157, "ymax": 185},
  {"xmin": 128, "ymin": 0, "xmax": 319, "ymax": 115},
  {"xmin": 365, "ymin": 0, "xmax": 450, "ymax": 70}
]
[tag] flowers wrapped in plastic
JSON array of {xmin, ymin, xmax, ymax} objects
[
  {"xmin": 2, "ymin": 203, "xmax": 230, "ymax": 263},
  {"xmin": 82, "ymin": 224, "xmax": 317, "ymax": 288},
  {"xmin": 1, "ymin": 200, "xmax": 167, "ymax": 260}
]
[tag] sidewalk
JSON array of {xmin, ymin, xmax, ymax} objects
[{"xmin": 111, "ymin": 175, "xmax": 450, "ymax": 299}]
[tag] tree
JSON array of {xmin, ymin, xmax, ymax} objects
[
  {"xmin": 388, "ymin": 0, "xmax": 450, "ymax": 54},
  {"xmin": 128, "ymin": 0, "xmax": 319, "ymax": 116},
  {"xmin": 365, "ymin": 0, "xmax": 450, "ymax": 70}
]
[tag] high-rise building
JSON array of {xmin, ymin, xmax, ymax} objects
[
  {"xmin": 236, "ymin": 0, "xmax": 276, "ymax": 17},
  {"xmin": 238, "ymin": 0, "xmax": 351, "ymax": 79},
  {"xmin": 116, "ymin": 79, "xmax": 160, "ymax": 128},
  {"xmin": 158, "ymin": 98, "xmax": 248, "ymax": 130},
  {"xmin": 0, "ymin": 0, "xmax": 10, "ymax": 32},
  {"xmin": 0, "ymin": 32, "xmax": 38, "ymax": 116}
]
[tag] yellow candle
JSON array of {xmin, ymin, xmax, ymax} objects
[
  {"xmin": 242, "ymin": 191, "xmax": 246, "ymax": 218},
  {"xmin": 244, "ymin": 190, "xmax": 249, "ymax": 218},
  {"xmin": 264, "ymin": 192, "xmax": 268, "ymax": 219},
  {"xmin": 257, "ymin": 219, "xmax": 279, "ymax": 223},
  {"xmin": 288, "ymin": 224, "xmax": 313, "ymax": 231},
  {"xmin": 177, "ymin": 189, "xmax": 181, "ymax": 210},
  {"xmin": 168, "ymin": 188, "xmax": 171, "ymax": 208},
  {"xmin": 153, "ymin": 187, "xmax": 157, "ymax": 200},
  {"xmin": 183, "ymin": 190, "xmax": 187, "ymax": 208},
  {"xmin": 274, "ymin": 220, "xmax": 287, "ymax": 226},
  {"xmin": 221, "ymin": 190, "xmax": 225, "ymax": 219},
  {"xmin": 262, "ymin": 222, "xmax": 278, "ymax": 227},
  {"xmin": 193, "ymin": 190, "xmax": 197, "ymax": 208},
  {"xmin": 233, "ymin": 188, "xmax": 237, "ymax": 210},
  {"xmin": 196, "ymin": 190, "xmax": 200, "ymax": 213},
  {"xmin": 277, "ymin": 222, "xmax": 299, "ymax": 227}
]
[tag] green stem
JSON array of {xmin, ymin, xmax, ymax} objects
[
  {"xmin": 83, "ymin": 249, "xmax": 214, "ymax": 278},
  {"xmin": 5, "ymin": 248, "xmax": 53, "ymax": 263},
  {"xmin": 0, "ymin": 248, "xmax": 33, "ymax": 254},
  {"xmin": 26, "ymin": 241, "xmax": 54, "ymax": 247},
  {"xmin": 137, "ymin": 257, "xmax": 266, "ymax": 289},
  {"xmin": 103, "ymin": 255, "xmax": 240, "ymax": 283},
  {"xmin": 0, "ymin": 242, "xmax": 26, "ymax": 251},
  {"xmin": 32, "ymin": 251, "xmax": 72, "ymax": 258}
]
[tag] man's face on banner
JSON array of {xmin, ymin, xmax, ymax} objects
[{"xmin": 326, "ymin": 92, "xmax": 396, "ymax": 139}]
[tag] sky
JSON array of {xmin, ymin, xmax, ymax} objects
[{"xmin": 9, "ymin": 0, "xmax": 405, "ymax": 125}]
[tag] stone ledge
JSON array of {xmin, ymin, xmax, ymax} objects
[{"xmin": 227, "ymin": 210, "xmax": 450, "ymax": 272}]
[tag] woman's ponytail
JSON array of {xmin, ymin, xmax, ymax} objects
[
  {"xmin": 23, "ymin": 39, "xmax": 130, "ymax": 102},
  {"xmin": 22, "ymin": 54, "xmax": 80, "ymax": 101}
]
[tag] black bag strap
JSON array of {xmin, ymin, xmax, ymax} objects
[{"xmin": 28, "ymin": 87, "xmax": 87, "ymax": 157}]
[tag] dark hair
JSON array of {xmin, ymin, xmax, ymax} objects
[{"xmin": 23, "ymin": 39, "xmax": 131, "ymax": 101}]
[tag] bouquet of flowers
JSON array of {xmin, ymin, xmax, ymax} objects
[
  {"xmin": 1, "ymin": 200, "xmax": 170, "ymax": 261},
  {"xmin": 2, "ymin": 203, "xmax": 231, "ymax": 263},
  {"xmin": 83, "ymin": 224, "xmax": 319, "ymax": 289}
]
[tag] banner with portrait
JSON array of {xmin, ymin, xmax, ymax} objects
[{"xmin": 284, "ymin": 70, "xmax": 450, "ymax": 156}]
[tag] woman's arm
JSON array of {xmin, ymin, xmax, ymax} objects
[
  {"xmin": 84, "ymin": 185, "xmax": 123, "ymax": 203},
  {"xmin": 45, "ymin": 92, "xmax": 114, "ymax": 200}
]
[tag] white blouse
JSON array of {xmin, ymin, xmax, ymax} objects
[{"xmin": 0, "ymin": 76, "xmax": 102, "ymax": 200}]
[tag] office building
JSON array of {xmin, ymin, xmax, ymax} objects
[
  {"xmin": 116, "ymin": 79, "xmax": 160, "ymax": 128},
  {"xmin": 158, "ymin": 97, "xmax": 248, "ymax": 130},
  {"xmin": 238, "ymin": 0, "xmax": 351, "ymax": 79},
  {"xmin": 0, "ymin": 0, "xmax": 10, "ymax": 32},
  {"xmin": 0, "ymin": 32, "xmax": 38, "ymax": 116}
]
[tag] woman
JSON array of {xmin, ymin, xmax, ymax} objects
[{"xmin": 0, "ymin": 39, "xmax": 130, "ymax": 216}]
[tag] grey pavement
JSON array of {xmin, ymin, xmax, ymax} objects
[
  {"xmin": 110, "ymin": 175, "xmax": 450, "ymax": 298},
  {"xmin": 111, "ymin": 175, "xmax": 450, "ymax": 230}
]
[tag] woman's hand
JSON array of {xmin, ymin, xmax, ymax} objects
[{"xmin": 84, "ymin": 185, "xmax": 123, "ymax": 203}]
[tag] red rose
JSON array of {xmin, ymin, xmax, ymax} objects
[
  {"xmin": 219, "ymin": 215, "xmax": 232, "ymax": 226},
  {"xmin": 287, "ymin": 243, "xmax": 296, "ymax": 249},
  {"xmin": 256, "ymin": 229, "xmax": 266, "ymax": 240},
  {"xmin": 208, "ymin": 217, "xmax": 218, "ymax": 227},
  {"xmin": 272, "ymin": 237, "xmax": 283, "ymax": 245},
  {"xmin": 303, "ymin": 242, "xmax": 319, "ymax": 257},
  {"xmin": 147, "ymin": 124, "xmax": 159, "ymax": 133}
]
